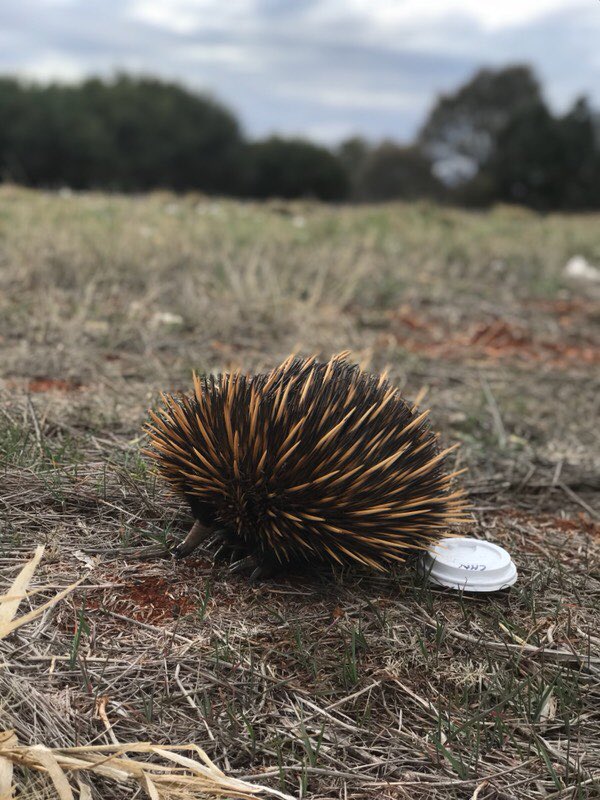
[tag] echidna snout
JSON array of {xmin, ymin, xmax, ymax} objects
[{"xmin": 144, "ymin": 353, "xmax": 470, "ymax": 578}]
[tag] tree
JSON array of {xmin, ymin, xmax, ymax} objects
[
  {"xmin": 244, "ymin": 137, "xmax": 349, "ymax": 201},
  {"xmin": 484, "ymin": 96, "xmax": 600, "ymax": 210},
  {"xmin": 556, "ymin": 97, "xmax": 600, "ymax": 209},
  {"xmin": 0, "ymin": 78, "xmax": 29, "ymax": 181},
  {"xmin": 353, "ymin": 142, "xmax": 444, "ymax": 202},
  {"xmin": 1, "ymin": 68, "xmax": 599, "ymax": 209},
  {"xmin": 336, "ymin": 137, "xmax": 370, "ymax": 197},
  {"xmin": 419, "ymin": 66, "xmax": 543, "ymax": 176},
  {"xmin": 79, "ymin": 76, "xmax": 245, "ymax": 193},
  {"xmin": 485, "ymin": 102, "xmax": 565, "ymax": 209},
  {"xmin": 0, "ymin": 75, "xmax": 245, "ymax": 193}
]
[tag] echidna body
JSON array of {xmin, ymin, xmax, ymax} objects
[{"xmin": 145, "ymin": 354, "xmax": 469, "ymax": 577}]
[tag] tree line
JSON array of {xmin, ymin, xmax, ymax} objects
[{"xmin": 1, "ymin": 67, "xmax": 599, "ymax": 209}]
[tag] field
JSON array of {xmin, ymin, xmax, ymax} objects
[{"xmin": 0, "ymin": 185, "xmax": 599, "ymax": 800}]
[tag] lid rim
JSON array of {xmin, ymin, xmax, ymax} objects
[
  {"xmin": 428, "ymin": 570, "xmax": 518, "ymax": 592},
  {"xmin": 424, "ymin": 559, "xmax": 514, "ymax": 580}
]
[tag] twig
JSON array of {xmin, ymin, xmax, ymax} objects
[{"xmin": 558, "ymin": 482, "xmax": 599, "ymax": 520}]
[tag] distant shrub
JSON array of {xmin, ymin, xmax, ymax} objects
[
  {"xmin": 0, "ymin": 75, "xmax": 244, "ymax": 194},
  {"xmin": 352, "ymin": 143, "xmax": 444, "ymax": 202},
  {"xmin": 419, "ymin": 65, "xmax": 600, "ymax": 211},
  {"xmin": 487, "ymin": 97, "xmax": 600, "ymax": 211},
  {"xmin": 243, "ymin": 137, "xmax": 349, "ymax": 201},
  {"xmin": 1, "ymin": 67, "xmax": 599, "ymax": 209}
]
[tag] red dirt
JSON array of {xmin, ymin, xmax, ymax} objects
[
  {"xmin": 498, "ymin": 508, "xmax": 600, "ymax": 544},
  {"xmin": 125, "ymin": 578, "xmax": 201, "ymax": 622},
  {"xmin": 85, "ymin": 568, "xmax": 211, "ymax": 625},
  {"xmin": 28, "ymin": 377, "xmax": 82, "ymax": 393},
  {"xmin": 537, "ymin": 512, "xmax": 600, "ymax": 537},
  {"xmin": 384, "ymin": 305, "xmax": 599, "ymax": 368}
]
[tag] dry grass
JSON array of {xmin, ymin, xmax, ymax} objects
[
  {"xmin": 0, "ymin": 549, "xmax": 292, "ymax": 800},
  {"xmin": 0, "ymin": 185, "xmax": 599, "ymax": 799}
]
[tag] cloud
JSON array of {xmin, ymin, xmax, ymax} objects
[
  {"xmin": 0, "ymin": 0, "xmax": 598, "ymax": 143},
  {"xmin": 344, "ymin": 0, "xmax": 577, "ymax": 31}
]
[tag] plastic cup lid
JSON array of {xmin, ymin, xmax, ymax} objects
[{"xmin": 421, "ymin": 537, "xmax": 517, "ymax": 592}]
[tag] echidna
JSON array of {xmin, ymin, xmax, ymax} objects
[{"xmin": 144, "ymin": 353, "xmax": 469, "ymax": 579}]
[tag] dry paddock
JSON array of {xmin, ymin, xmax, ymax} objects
[{"xmin": 0, "ymin": 187, "xmax": 599, "ymax": 799}]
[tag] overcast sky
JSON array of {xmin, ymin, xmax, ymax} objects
[{"xmin": 1, "ymin": 0, "xmax": 599, "ymax": 143}]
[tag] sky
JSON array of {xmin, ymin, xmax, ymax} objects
[{"xmin": 1, "ymin": 0, "xmax": 599, "ymax": 144}]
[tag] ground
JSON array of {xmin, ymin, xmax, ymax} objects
[{"xmin": 0, "ymin": 186, "xmax": 599, "ymax": 799}]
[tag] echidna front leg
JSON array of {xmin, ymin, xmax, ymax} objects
[
  {"xmin": 173, "ymin": 520, "xmax": 212, "ymax": 559},
  {"xmin": 173, "ymin": 519, "xmax": 278, "ymax": 580}
]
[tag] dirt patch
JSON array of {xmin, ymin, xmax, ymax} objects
[
  {"xmin": 380, "ymin": 305, "xmax": 599, "ymax": 367},
  {"xmin": 117, "ymin": 576, "xmax": 197, "ymax": 622},
  {"xmin": 83, "ymin": 563, "xmax": 211, "ymax": 625},
  {"xmin": 509, "ymin": 508, "xmax": 600, "ymax": 537},
  {"xmin": 27, "ymin": 377, "xmax": 83, "ymax": 393}
]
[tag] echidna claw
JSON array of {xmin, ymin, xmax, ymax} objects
[
  {"xmin": 173, "ymin": 521, "xmax": 220, "ymax": 559},
  {"xmin": 228, "ymin": 553, "xmax": 279, "ymax": 581},
  {"xmin": 205, "ymin": 528, "xmax": 230, "ymax": 549},
  {"xmin": 213, "ymin": 543, "xmax": 231, "ymax": 561},
  {"xmin": 229, "ymin": 554, "xmax": 259, "ymax": 574},
  {"xmin": 249, "ymin": 564, "xmax": 274, "ymax": 582},
  {"xmin": 228, "ymin": 549, "xmax": 245, "ymax": 564},
  {"xmin": 173, "ymin": 540, "xmax": 196, "ymax": 559},
  {"xmin": 252, "ymin": 555, "xmax": 280, "ymax": 581}
]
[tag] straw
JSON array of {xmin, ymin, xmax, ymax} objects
[{"xmin": 0, "ymin": 549, "xmax": 295, "ymax": 800}]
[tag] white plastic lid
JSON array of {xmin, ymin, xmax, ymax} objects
[{"xmin": 421, "ymin": 537, "xmax": 517, "ymax": 592}]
